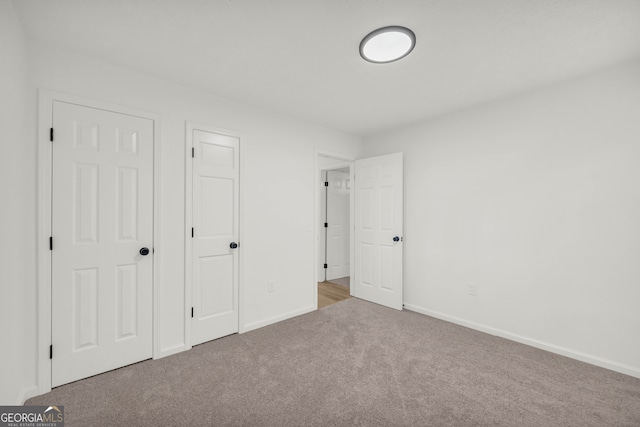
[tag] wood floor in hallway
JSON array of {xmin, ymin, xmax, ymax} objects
[{"xmin": 318, "ymin": 278, "xmax": 351, "ymax": 308}]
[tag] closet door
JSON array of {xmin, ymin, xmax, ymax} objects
[
  {"xmin": 190, "ymin": 129, "xmax": 240, "ymax": 346},
  {"xmin": 51, "ymin": 101, "xmax": 154, "ymax": 386}
]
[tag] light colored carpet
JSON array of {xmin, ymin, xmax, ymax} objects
[{"xmin": 27, "ymin": 298, "xmax": 640, "ymax": 426}]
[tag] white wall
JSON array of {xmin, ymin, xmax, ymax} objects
[
  {"xmin": 0, "ymin": 0, "xmax": 35, "ymax": 405},
  {"xmin": 363, "ymin": 59, "xmax": 640, "ymax": 377},
  {"xmin": 16, "ymin": 42, "xmax": 361, "ymax": 400}
]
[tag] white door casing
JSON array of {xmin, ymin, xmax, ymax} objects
[
  {"xmin": 51, "ymin": 101, "xmax": 154, "ymax": 387},
  {"xmin": 190, "ymin": 129, "xmax": 240, "ymax": 346},
  {"xmin": 326, "ymin": 170, "xmax": 350, "ymax": 280},
  {"xmin": 354, "ymin": 153, "xmax": 404, "ymax": 310}
]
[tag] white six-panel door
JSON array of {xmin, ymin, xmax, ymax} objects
[
  {"xmin": 191, "ymin": 129, "xmax": 239, "ymax": 346},
  {"xmin": 354, "ymin": 153, "xmax": 404, "ymax": 310},
  {"xmin": 51, "ymin": 101, "xmax": 154, "ymax": 387},
  {"xmin": 326, "ymin": 170, "xmax": 350, "ymax": 280}
]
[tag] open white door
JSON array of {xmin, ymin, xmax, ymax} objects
[
  {"xmin": 190, "ymin": 129, "xmax": 240, "ymax": 346},
  {"xmin": 51, "ymin": 101, "xmax": 154, "ymax": 387},
  {"xmin": 354, "ymin": 153, "xmax": 403, "ymax": 310}
]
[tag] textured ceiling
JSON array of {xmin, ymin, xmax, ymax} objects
[{"xmin": 12, "ymin": 0, "xmax": 640, "ymax": 136}]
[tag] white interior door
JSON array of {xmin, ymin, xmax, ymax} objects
[
  {"xmin": 354, "ymin": 153, "xmax": 403, "ymax": 310},
  {"xmin": 318, "ymin": 171, "xmax": 328, "ymax": 282},
  {"xmin": 51, "ymin": 101, "xmax": 154, "ymax": 387},
  {"xmin": 326, "ymin": 170, "xmax": 350, "ymax": 280},
  {"xmin": 191, "ymin": 129, "xmax": 239, "ymax": 346}
]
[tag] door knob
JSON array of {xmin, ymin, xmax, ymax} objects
[
  {"xmin": 393, "ymin": 236, "xmax": 400, "ymax": 242},
  {"xmin": 230, "ymin": 242, "xmax": 238, "ymax": 249},
  {"xmin": 139, "ymin": 247, "xmax": 150, "ymax": 256}
]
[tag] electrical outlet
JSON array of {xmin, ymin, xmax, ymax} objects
[
  {"xmin": 268, "ymin": 280, "xmax": 275, "ymax": 293},
  {"xmin": 467, "ymin": 283, "xmax": 478, "ymax": 296}
]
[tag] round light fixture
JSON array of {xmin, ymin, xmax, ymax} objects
[{"xmin": 359, "ymin": 26, "xmax": 416, "ymax": 63}]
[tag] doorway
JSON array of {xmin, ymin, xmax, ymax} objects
[
  {"xmin": 324, "ymin": 169, "xmax": 350, "ymax": 281},
  {"xmin": 317, "ymin": 154, "xmax": 353, "ymax": 309},
  {"xmin": 314, "ymin": 151, "xmax": 405, "ymax": 311}
]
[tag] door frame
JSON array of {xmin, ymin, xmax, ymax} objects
[
  {"xmin": 36, "ymin": 90, "xmax": 162, "ymax": 395},
  {"xmin": 184, "ymin": 121, "xmax": 243, "ymax": 347},
  {"xmin": 321, "ymin": 167, "xmax": 351, "ymax": 282},
  {"xmin": 314, "ymin": 150, "xmax": 355, "ymax": 306}
]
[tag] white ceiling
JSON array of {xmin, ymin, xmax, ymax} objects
[{"xmin": 12, "ymin": 0, "xmax": 640, "ymax": 136}]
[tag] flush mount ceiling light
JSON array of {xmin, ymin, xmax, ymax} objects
[{"xmin": 359, "ymin": 26, "xmax": 416, "ymax": 63}]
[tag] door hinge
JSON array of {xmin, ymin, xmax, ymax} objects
[
  {"xmin": 191, "ymin": 227, "xmax": 194, "ymax": 238},
  {"xmin": 50, "ymin": 128, "xmax": 54, "ymax": 142},
  {"xmin": 192, "ymin": 147, "xmax": 195, "ymax": 158},
  {"xmin": 324, "ymin": 263, "xmax": 328, "ymax": 269},
  {"xmin": 324, "ymin": 222, "xmax": 328, "ymax": 228},
  {"xmin": 324, "ymin": 181, "xmax": 328, "ymax": 187},
  {"xmin": 191, "ymin": 307, "xmax": 194, "ymax": 318},
  {"xmin": 49, "ymin": 345, "xmax": 53, "ymax": 359},
  {"xmin": 49, "ymin": 237, "xmax": 53, "ymax": 251}
]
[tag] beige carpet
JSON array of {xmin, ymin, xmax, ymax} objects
[{"xmin": 28, "ymin": 298, "xmax": 640, "ymax": 426}]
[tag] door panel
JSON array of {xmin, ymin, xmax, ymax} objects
[
  {"xmin": 326, "ymin": 170, "xmax": 350, "ymax": 280},
  {"xmin": 52, "ymin": 101, "xmax": 154, "ymax": 387},
  {"xmin": 354, "ymin": 153, "xmax": 403, "ymax": 310},
  {"xmin": 191, "ymin": 129, "xmax": 239, "ymax": 346},
  {"xmin": 116, "ymin": 264, "xmax": 138, "ymax": 339},
  {"xmin": 73, "ymin": 268, "xmax": 98, "ymax": 350},
  {"xmin": 116, "ymin": 167, "xmax": 139, "ymax": 241},
  {"xmin": 73, "ymin": 163, "xmax": 99, "ymax": 244}
]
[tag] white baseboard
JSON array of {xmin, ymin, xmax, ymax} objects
[
  {"xmin": 18, "ymin": 385, "xmax": 39, "ymax": 405},
  {"xmin": 242, "ymin": 306, "xmax": 316, "ymax": 333},
  {"xmin": 156, "ymin": 343, "xmax": 189, "ymax": 360},
  {"xmin": 403, "ymin": 303, "xmax": 640, "ymax": 379}
]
